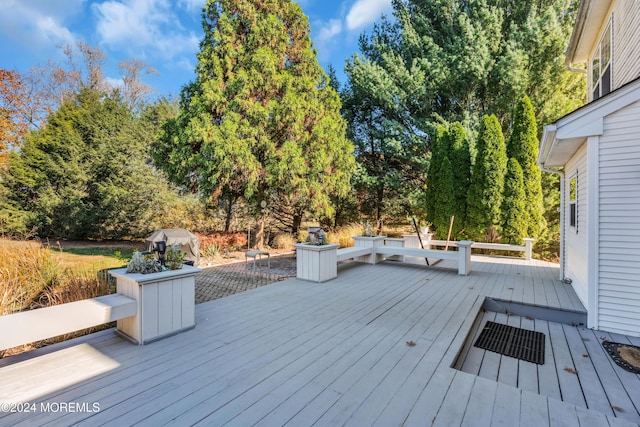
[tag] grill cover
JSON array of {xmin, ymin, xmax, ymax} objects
[{"xmin": 146, "ymin": 229, "xmax": 200, "ymax": 266}]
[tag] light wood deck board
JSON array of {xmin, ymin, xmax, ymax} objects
[
  {"xmin": 460, "ymin": 313, "xmax": 640, "ymax": 425},
  {"xmin": 1, "ymin": 255, "xmax": 634, "ymax": 427}
]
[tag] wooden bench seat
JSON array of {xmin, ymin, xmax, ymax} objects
[
  {"xmin": 0, "ymin": 293, "xmax": 137, "ymax": 351},
  {"xmin": 375, "ymin": 241, "xmax": 473, "ymax": 276},
  {"xmin": 336, "ymin": 246, "xmax": 373, "ymax": 262},
  {"xmin": 375, "ymin": 246, "xmax": 458, "ymax": 260}
]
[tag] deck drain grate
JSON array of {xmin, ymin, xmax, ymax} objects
[{"xmin": 474, "ymin": 321, "xmax": 545, "ymax": 364}]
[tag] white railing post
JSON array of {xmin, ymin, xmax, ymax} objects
[
  {"xmin": 456, "ymin": 241, "xmax": 474, "ymax": 276},
  {"xmin": 524, "ymin": 238, "xmax": 534, "ymax": 260}
]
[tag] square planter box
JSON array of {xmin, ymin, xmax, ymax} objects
[
  {"xmin": 294, "ymin": 243, "xmax": 340, "ymax": 282},
  {"xmin": 110, "ymin": 265, "xmax": 201, "ymax": 344}
]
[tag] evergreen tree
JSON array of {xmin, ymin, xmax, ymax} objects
[
  {"xmin": 466, "ymin": 114, "xmax": 507, "ymax": 240},
  {"xmin": 432, "ymin": 156, "xmax": 456, "ymax": 240},
  {"xmin": 3, "ymin": 90, "xmax": 175, "ymax": 238},
  {"xmin": 508, "ymin": 95, "xmax": 546, "ymax": 239},
  {"xmin": 154, "ymin": 0, "xmax": 354, "ymax": 242},
  {"xmin": 501, "ymin": 157, "xmax": 528, "ymax": 244},
  {"xmin": 447, "ymin": 122, "xmax": 471, "ymax": 238},
  {"xmin": 425, "ymin": 125, "xmax": 448, "ymax": 229}
]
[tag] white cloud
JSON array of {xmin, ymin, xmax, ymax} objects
[
  {"xmin": 92, "ymin": 0, "xmax": 200, "ymax": 60},
  {"xmin": 317, "ymin": 19, "xmax": 342, "ymax": 42},
  {"xmin": 0, "ymin": 0, "xmax": 82, "ymax": 51},
  {"xmin": 345, "ymin": 0, "xmax": 392, "ymax": 31},
  {"xmin": 105, "ymin": 76, "xmax": 124, "ymax": 89},
  {"xmin": 178, "ymin": 0, "xmax": 205, "ymax": 13}
]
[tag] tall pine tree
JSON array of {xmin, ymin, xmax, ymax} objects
[
  {"xmin": 507, "ymin": 95, "xmax": 546, "ymax": 239},
  {"xmin": 154, "ymin": 0, "xmax": 355, "ymax": 243},
  {"xmin": 466, "ymin": 114, "xmax": 507, "ymax": 240}
]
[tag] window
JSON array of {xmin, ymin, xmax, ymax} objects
[
  {"xmin": 569, "ymin": 175, "xmax": 577, "ymax": 230},
  {"xmin": 591, "ymin": 19, "xmax": 612, "ymax": 101}
]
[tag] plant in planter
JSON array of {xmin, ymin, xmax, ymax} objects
[
  {"xmin": 307, "ymin": 228, "xmax": 328, "ymax": 245},
  {"xmin": 126, "ymin": 251, "xmax": 162, "ymax": 274},
  {"xmin": 165, "ymin": 245, "xmax": 185, "ymax": 270}
]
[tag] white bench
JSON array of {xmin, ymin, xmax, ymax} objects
[
  {"xmin": 427, "ymin": 238, "xmax": 534, "ymax": 260},
  {"xmin": 375, "ymin": 241, "xmax": 473, "ymax": 276},
  {"xmin": 0, "ymin": 293, "xmax": 137, "ymax": 351},
  {"xmin": 336, "ymin": 246, "xmax": 373, "ymax": 262}
]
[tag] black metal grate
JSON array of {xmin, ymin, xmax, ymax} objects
[{"xmin": 474, "ymin": 321, "xmax": 545, "ymax": 364}]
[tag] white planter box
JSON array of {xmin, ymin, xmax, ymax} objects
[
  {"xmin": 352, "ymin": 236, "xmax": 387, "ymax": 264},
  {"xmin": 294, "ymin": 243, "xmax": 339, "ymax": 282},
  {"xmin": 110, "ymin": 265, "xmax": 201, "ymax": 344}
]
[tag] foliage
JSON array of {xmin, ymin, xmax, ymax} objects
[
  {"xmin": 0, "ymin": 69, "xmax": 29, "ymax": 165},
  {"xmin": 501, "ymin": 158, "xmax": 528, "ymax": 244},
  {"xmin": 271, "ymin": 233, "xmax": 296, "ymax": 250},
  {"xmin": 0, "ymin": 239, "xmax": 121, "ymax": 315},
  {"xmin": 425, "ymin": 125, "xmax": 448, "ymax": 226},
  {"xmin": 0, "ymin": 240, "xmax": 57, "ymax": 315},
  {"xmin": 508, "ymin": 95, "xmax": 546, "ymax": 239},
  {"xmin": 466, "ymin": 114, "xmax": 507, "ymax": 240},
  {"xmin": 427, "ymin": 122, "xmax": 471, "ymax": 239},
  {"xmin": 325, "ymin": 223, "xmax": 365, "ymax": 248},
  {"xmin": 342, "ymin": 0, "xmax": 584, "ymax": 236},
  {"xmin": 196, "ymin": 232, "xmax": 248, "ymax": 252},
  {"xmin": 1, "ymin": 90, "xmax": 177, "ymax": 238},
  {"xmin": 126, "ymin": 252, "xmax": 162, "ymax": 274},
  {"xmin": 153, "ymin": 0, "xmax": 355, "ymax": 241},
  {"xmin": 432, "ymin": 156, "xmax": 457, "ymax": 240},
  {"xmin": 342, "ymin": 52, "xmax": 429, "ymax": 223},
  {"xmin": 165, "ymin": 245, "xmax": 185, "ymax": 270}
]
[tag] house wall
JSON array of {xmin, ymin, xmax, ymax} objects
[
  {"xmin": 612, "ymin": 0, "xmax": 640, "ymax": 89},
  {"xmin": 597, "ymin": 99, "xmax": 640, "ymax": 337},
  {"xmin": 586, "ymin": 0, "xmax": 640, "ymax": 101},
  {"xmin": 564, "ymin": 143, "xmax": 589, "ymax": 308}
]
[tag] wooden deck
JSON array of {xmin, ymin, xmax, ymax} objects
[{"xmin": 1, "ymin": 255, "xmax": 638, "ymax": 426}]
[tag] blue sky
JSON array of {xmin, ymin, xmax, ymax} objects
[{"xmin": 0, "ymin": 0, "xmax": 393, "ymax": 98}]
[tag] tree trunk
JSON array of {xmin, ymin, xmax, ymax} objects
[
  {"xmin": 255, "ymin": 214, "xmax": 266, "ymax": 249},
  {"xmin": 224, "ymin": 196, "xmax": 233, "ymax": 232},
  {"xmin": 291, "ymin": 212, "xmax": 303, "ymax": 237}
]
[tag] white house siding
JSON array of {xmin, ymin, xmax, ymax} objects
[
  {"xmin": 565, "ymin": 143, "xmax": 589, "ymax": 308},
  {"xmin": 612, "ymin": 0, "xmax": 640, "ymax": 89},
  {"xmin": 598, "ymin": 100, "xmax": 640, "ymax": 337}
]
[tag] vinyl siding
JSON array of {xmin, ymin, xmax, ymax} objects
[
  {"xmin": 598, "ymin": 100, "xmax": 640, "ymax": 337},
  {"xmin": 612, "ymin": 0, "xmax": 640, "ymax": 89},
  {"xmin": 565, "ymin": 143, "xmax": 589, "ymax": 307}
]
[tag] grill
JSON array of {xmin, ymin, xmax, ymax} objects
[{"xmin": 474, "ymin": 321, "xmax": 545, "ymax": 365}]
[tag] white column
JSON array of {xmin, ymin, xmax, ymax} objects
[{"xmin": 456, "ymin": 241, "xmax": 474, "ymax": 276}]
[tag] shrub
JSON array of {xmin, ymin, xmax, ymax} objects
[
  {"xmin": 196, "ymin": 232, "xmax": 248, "ymax": 253},
  {"xmin": 271, "ymin": 233, "xmax": 296, "ymax": 250}
]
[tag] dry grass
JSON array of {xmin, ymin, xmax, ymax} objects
[
  {"xmin": 0, "ymin": 240, "xmax": 58, "ymax": 315},
  {"xmin": 271, "ymin": 233, "xmax": 296, "ymax": 250},
  {"xmin": 326, "ymin": 224, "xmax": 365, "ymax": 248},
  {"xmin": 0, "ymin": 238, "xmax": 126, "ymax": 357}
]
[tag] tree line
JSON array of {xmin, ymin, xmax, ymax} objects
[{"xmin": 1, "ymin": 0, "xmax": 585, "ymax": 255}]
